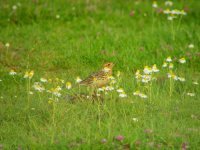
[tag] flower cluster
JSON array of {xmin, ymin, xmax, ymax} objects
[
  {"xmin": 152, "ymin": 1, "xmax": 187, "ymax": 21},
  {"xmin": 162, "ymin": 56, "xmax": 186, "ymax": 81},
  {"xmin": 135, "ymin": 64, "xmax": 159, "ymax": 84},
  {"xmin": 163, "ymin": 8, "xmax": 186, "ymax": 21}
]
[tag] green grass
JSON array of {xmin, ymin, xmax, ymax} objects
[{"xmin": 0, "ymin": 0, "xmax": 200, "ymax": 149}]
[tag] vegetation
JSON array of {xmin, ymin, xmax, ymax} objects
[{"xmin": 0, "ymin": 0, "xmax": 199, "ymax": 149}]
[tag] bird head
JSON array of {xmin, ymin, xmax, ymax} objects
[{"xmin": 103, "ymin": 62, "xmax": 114, "ymax": 72}]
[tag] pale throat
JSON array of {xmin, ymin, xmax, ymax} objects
[{"xmin": 103, "ymin": 67, "xmax": 111, "ymax": 72}]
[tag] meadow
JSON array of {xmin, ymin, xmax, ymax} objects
[{"xmin": 0, "ymin": 0, "xmax": 200, "ymax": 149}]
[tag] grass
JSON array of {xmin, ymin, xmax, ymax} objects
[{"xmin": 0, "ymin": 0, "xmax": 200, "ymax": 149}]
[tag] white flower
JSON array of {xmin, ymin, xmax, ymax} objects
[
  {"xmin": 169, "ymin": 63, "xmax": 174, "ymax": 69},
  {"xmin": 76, "ymin": 77, "xmax": 82, "ymax": 83},
  {"xmin": 105, "ymin": 86, "xmax": 114, "ymax": 91},
  {"xmin": 166, "ymin": 57, "xmax": 172, "ymax": 62},
  {"xmin": 119, "ymin": 93, "xmax": 127, "ymax": 98},
  {"xmin": 56, "ymin": 15, "xmax": 60, "ymax": 19},
  {"xmin": 24, "ymin": 70, "xmax": 34, "ymax": 79},
  {"xmin": 162, "ymin": 62, "xmax": 168, "ymax": 68},
  {"xmin": 33, "ymin": 82, "xmax": 45, "ymax": 92},
  {"xmin": 188, "ymin": 44, "xmax": 194, "ymax": 49},
  {"xmin": 139, "ymin": 93, "xmax": 148, "ymax": 99},
  {"xmin": 167, "ymin": 16, "xmax": 176, "ymax": 21},
  {"xmin": 133, "ymin": 91, "xmax": 140, "ymax": 96},
  {"xmin": 178, "ymin": 77, "xmax": 185, "ymax": 82},
  {"xmin": 179, "ymin": 58, "xmax": 186, "ymax": 64},
  {"xmin": 152, "ymin": 1, "xmax": 158, "ymax": 8},
  {"xmin": 143, "ymin": 66, "xmax": 152, "ymax": 74},
  {"xmin": 96, "ymin": 93, "xmax": 101, "ymax": 97},
  {"xmin": 29, "ymin": 91, "xmax": 34, "ymax": 95},
  {"xmin": 187, "ymin": 93, "xmax": 195, "ymax": 97},
  {"xmin": 5, "ymin": 43, "xmax": 10, "ymax": 48},
  {"xmin": 180, "ymin": 10, "xmax": 187, "ymax": 15},
  {"xmin": 40, "ymin": 78, "xmax": 47, "ymax": 83},
  {"xmin": 66, "ymin": 82, "xmax": 72, "ymax": 89},
  {"xmin": 98, "ymin": 87, "xmax": 105, "ymax": 92},
  {"xmin": 132, "ymin": 118, "xmax": 138, "ymax": 122},
  {"xmin": 53, "ymin": 92, "xmax": 61, "ymax": 97},
  {"xmin": 165, "ymin": 1, "xmax": 173, "ymax": 6},
  {"xmin": 55, "ymin": 86, "xmax": 62, "ymax": 91},
  {"xmin": 192, "ymin": 81, "xmax": 198, "ymax": 85},
  {"xmin": 152, "ymin": 64, "xmax": 159, "ymax": 72},
  {"xmin": 141, "ymin": 75, "xmax": 151, "ymax": 83},
  {"xmin": 9, "ymin": 70, "xmax": 17, "ymax": 75},
  {"xmin": 163, "ymin": 9, "xmax": 171, "ymax": 14},
  {"xmin": 12, "ymin": 5, "xmax": 17, "ymax": 10},
  {"xmin": 167, "ymin": 72, "xmax": 178, "ymax": 80},
  {"xmin": 117, "ymin": 88, "xmax": 124, "ymax": 93}
]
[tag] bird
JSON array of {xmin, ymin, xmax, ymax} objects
[{"xmin": 79, "ymin": 62, "xmax": 114, "ymax": 88}]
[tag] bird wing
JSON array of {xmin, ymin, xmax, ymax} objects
[{"xmin": 80, "ymin": 70, "xmax": 107, "ymax": 85}]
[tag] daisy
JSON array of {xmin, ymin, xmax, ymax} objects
[
  {"xmin": 56, "ymin": 14, "xmax": 60, "ymax": 19},
  {"xmin": 139, "ymin": 93, "xmax": 148, "ymax": 99},
  {"xmin": 12, "ymin": 5, "xmax": 17, "ymax": 10},
  {"xmin": 166, "ymin": 56, "xmax": 172, "ymax": 62},
  {"xmin": 33, "ymin": 82, "xmax": 45, "ymax": 92},
  {"xmin": 162, "ymin": 62, "xmax": 168, "ymax": 68},
  {"xmin": 97, "ymin": 87, "xmax": 105, "ymax": 92},
  {"xmin": 40, "ymin": 78, "xmax": 47, "ymax": 83},
  {"xmin": 187, "ymin": 93, "xmax": 195, "ymax": 97},
  {"xmin": 152, "ymin": 64, "xmax": 159, "ymax": 72},
  {"xmin": 152, "ymin": 1, "xmax": 158, "ymax": 8},
  {"xmin": 9, "ymin": 69, "xmax": 17, "ymax": 75},
  {"xmin": 5, "ymin": 43, "xmax": 10, "ymax": 48},
  {"xmin": 188, "ymin": 44, "xmax": 194, "ymax": 49},
  {"xmin": 133, "ymin": 91, "xmax": 140, "ymax": 96},
  {"xmin": 24, "ymin": 70, "xmax": 34, "ymax": 79},
  {"xmin": 76, "ymin": 77, "xmax": 82, "ymax": 83},
  {"xmin": 169, "ymin": 63, "xmax": 174, "ymax": 69},
  {"xmin": 163, "ymin": 9, "xmax": 171, "ymax": 14},
  {"xmin": 143, "ymin": 66, "xmax": 152, "ymax": 74},
  {"xmin": 105, "ymin": 86, "xmax": 114, "ymax": 91},
  {"xmin": 192, "ymin": 81, "xmax": 198, "ymax": 85},
  {"xmin": 119, "ymin": 92, "xmax": 127, "ymax": 98},
  {"xmin": 117, "ymin": 88, "xmax": 124, "ymax": 93},
  {"xmin": 165, "ymin": 1, "xmax": 173, "ymax": 6},
  {"xmin": 178, "ymin": 77, "xmax": 185, "ymax": 82},
  {"xmin": 29, "ymin": 91, "xmax": 34, "ymax": 95},
  {"xmin": 179, "ymin": 58, "xmax": 186, "ymax": 64},
  {"xmin": 142, "ymin": 75, "xmax": 151, "ymax": 83},
  {"xmin": 132, "ymin": 118, "xmax": 138, "ymax": 122},
  {"xmin": 66, "ymin": 82, "xmax": 72, "ymax": 89}
]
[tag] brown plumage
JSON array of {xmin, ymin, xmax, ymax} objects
[{"xmin": 79, "ymin": 62, "xmax": 114, "ymax": 88}]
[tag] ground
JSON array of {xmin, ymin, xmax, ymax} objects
[{"xmin": 0, "ymin": 0, "xmax": 200, "ymax": 149}]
